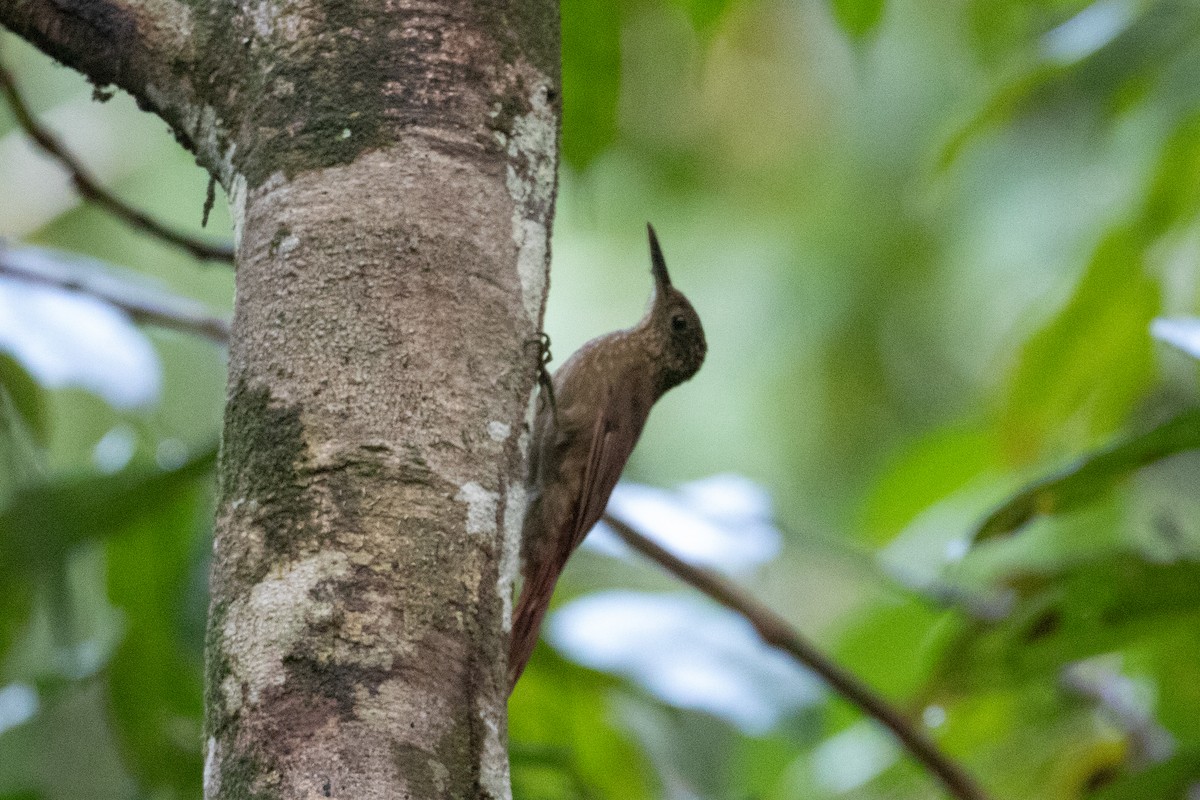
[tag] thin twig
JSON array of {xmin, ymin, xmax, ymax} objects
[
  {"xmin": 0, "ymin": 62, "xmax": 235, "ymax": 264},
  {"xmin": 0, "ymin": 241, "xmax": 231, "ymax": 344},
  {"xmin": 602, "ymin": 512, "xmax": 992, "ymax": 800}
]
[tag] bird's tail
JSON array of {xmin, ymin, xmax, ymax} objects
[{"xmin": 507, "ymin": 542, "xmax": 571, "ymax": 693}]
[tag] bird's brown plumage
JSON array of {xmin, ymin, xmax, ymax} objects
[{"xmin": 508, "ymin": 225, "xmax": 706, "ymax": 692}]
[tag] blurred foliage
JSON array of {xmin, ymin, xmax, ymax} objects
[
  {"xmin": 976, "ymin": 409, "xmax": 1200, "ymax": 541},
  {"xmin": 4, "ymin": 0, "xmax": 1200, "ymax": 797},
  {"xmin": 829, "ymin": 0, "xmax": 887, "ymax": 40}
]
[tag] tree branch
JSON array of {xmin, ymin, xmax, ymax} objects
[
  {"xmin": 0, "ymin": 241, "xmax": 230, "ymax": 343},
  {"xmin": 1, "ymin": 0, "xmax": 167, "ymax": 84},
  {"xmin": 0, "ymin": 0, "xmax": 228, "ymax": 170},
  {"xmin": 0, "ymin": 59, "xmax": 234, "ymax": 263},
  {"xmin": 602, "ymin": 512, "xmax": 992, "ymax": 800}
]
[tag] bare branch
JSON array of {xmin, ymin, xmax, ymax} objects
[
  {"xmin": 602, "ymin": 512, "xmax": 992, "ymax": 800},
  {"xmin": 0, "ymin": 60, "xmax": 234, "ymax": 263},
  {"xmin": 0, "ymin": 241, "xmax": 230, "ymax": 343}
]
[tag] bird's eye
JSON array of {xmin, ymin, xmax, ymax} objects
[{"xmin": 671, "ymin": 314, "xmax": 688, "ymax": 332}]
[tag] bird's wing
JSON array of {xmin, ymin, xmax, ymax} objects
[
  {"xmin": 568, "ymin": 387, "xmax": 637, "ymax": 552},
  {"xmin": 509, "ymin": 373, "xmax": 649, "ymax": 692}
]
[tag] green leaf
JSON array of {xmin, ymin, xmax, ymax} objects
[
  {"xmin": 935, "ymin": 64, "xmax": 1062, "ymax": 172},
  {"xmin": 1092, "ymin": 748, "xmax": 1200, "ymax": 800},
  {"xmin": 511, "ymin": 647, "xmax": 654, "ymax": 799},
  {"xmin": 0, "ymin": 573, "xmax": 33, "ymax": 663},
  {"xmin": 963, "ymin": 0, "xmax": 1093, "ymax": 66},
  {"xmin": 561, "ymin": 0, "xmax": 623, "ymax": 170},
  {"xmin": 0, "ymin": 354, "xmax": 48, "ymax": 447},
  {"xmin": 834, "ymin": 598, "xmax": 947, "ymax": 700},
  {"xmin": 975, "ymin": 410, "xmax": 1200, "ymax": 542},
  {"xmin": 1130, "ymin": 631, "xmax": 1200, "ymax": 745},
  {"xmin": 670, "ymin": 0, "xmax": 733, "ymax": 35},
  {"xmin": 862, "ymin": 424, "xmax": 999, "ymax": 544},
  {"xmin": 105, "ymin": 485, "xmax": 207, "ymax": 798},
  {"xmin": 829, "ymin": 0, "xmax": 886, "ymax": 40},
  {"xmin": 1000, "ymin": 226, "xmax": 1159, "ymax": 463},
  {"xmin": 0, "ymin": 447, "xmax": 217, "ymax": 573},
  {"xmin": 939, "ymin": 2, "xmax": 1197, "ymax": 170},
  {"xmin": 1140, "ymin": 112, "xmax": 1200, "ymax": 239},
  {"xmin": 938, "ymin": 555, "xmax": 1200, "ymax": 690}
]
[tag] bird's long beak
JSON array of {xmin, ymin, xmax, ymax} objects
[
  {"xmin": 652, "ymin": 221, "xmax": 672, "ymax": 291},
  {"xmin": 647, "ymin": 223, "xmax": 672, "ymax": 297}
]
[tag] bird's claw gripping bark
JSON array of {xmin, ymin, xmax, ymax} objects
[{"xmin": 525, "ymin": 332, "xmax": 558, "ymax": 425}]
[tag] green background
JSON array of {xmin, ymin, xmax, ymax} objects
[{"xmin": 3, "ymin": 0, "xmax": 1200, "ymax": 797}]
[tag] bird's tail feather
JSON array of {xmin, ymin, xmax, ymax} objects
[{"xmin": 507, "ymin": 543, "xmax": 571, "ymax": 693}]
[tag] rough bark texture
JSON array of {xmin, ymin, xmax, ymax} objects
[{"xmin": 2, "ymin": 1, "xmax": 560, "ymax": 798}]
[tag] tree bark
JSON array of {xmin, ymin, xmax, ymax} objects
[{"xmin": 1, "ymin": 1, "xmax": 560, "ymax": 797}]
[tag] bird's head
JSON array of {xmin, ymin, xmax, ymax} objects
[{"xmin": 642, "ymin": 224, "xmax": 706, "ymax": 393}]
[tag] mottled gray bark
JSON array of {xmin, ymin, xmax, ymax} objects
[{"xmin": 1, "ymin": 1, "xmax": 560, "ymax": 798}]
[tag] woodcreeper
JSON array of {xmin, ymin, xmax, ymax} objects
[{"xmin": 509, "ymin": 224, "xmax": 707, "ymax": 691}]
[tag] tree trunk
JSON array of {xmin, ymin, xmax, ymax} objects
[{"xmin": 0, "ymin": 2, "xmax": 560, "ymax": 797}]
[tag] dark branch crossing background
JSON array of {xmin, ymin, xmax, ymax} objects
[{"xmin": 2, "ymin": 0, "xmax": 1200, "ymax": 799}]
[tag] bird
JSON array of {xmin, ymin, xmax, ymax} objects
[{"xmin": 508, "ymin": 223, "xmax": 707, "ymax": 692}]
